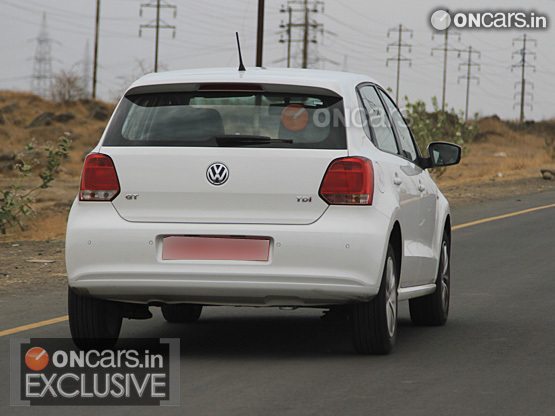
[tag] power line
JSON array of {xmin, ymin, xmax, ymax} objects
[
  {"xmin": 431, "ymin": 28, "xmax": 462, "ymax": 111},
  {"xmin": 386, "ymin": 24, "xmax": 412, "ymax": 103},
  {"xmin": 325, "ymin": 36, "xmax": 383, "ymax": 55},
  {"xmin": 139, "ymin": 0, "xmax": 177, "ymax": 72},
  {"xmin": 458, "ymin": 45, "xmax": 480, "ymax": 121},
  {"xmin": 31, "ymin": 12, "xmax": 54, "ymax": 97},
  {"xmin": 1, "ymin": 0, "xmax": 131, "ymax": 38},
  {"xmin": 511, "ymin": 33, "xmax": 536, "ymax": 123},
  {"xmin": 322, "ymin": 14, "xmax": 389, "ymax": 48},
  {"xmin": 333, "ymin": 0, "xmax": 389, "ymax": 28}
]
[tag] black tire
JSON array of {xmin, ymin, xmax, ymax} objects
[
  {"xmin": 68, "ymin": 287, "xmax": 122, "ymax": 350},
  {"xmin": 409, "ymin": 229, "xmax": 451, "ymax": 326},
  {"xmin": 161, "ymin": 304, "xmax": 203, "ymax": 323},
  {"xmin": 352, "ymin": 244, "xmax": 399, "ymax": 355}
]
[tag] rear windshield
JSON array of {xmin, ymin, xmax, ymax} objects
[{"xmin": 103, "ymin": 89, "xmax": 346, "ymax": 149}]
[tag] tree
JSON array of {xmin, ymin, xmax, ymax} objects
[{"xmin": 50, "ymin": 70, "xmax": 87, "ymax": 103}]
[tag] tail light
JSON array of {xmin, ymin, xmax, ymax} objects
[
  {"xmin": 79, "ymin": 154, "xmax": 120, "ymax": 201},
  {"xmin": 319, "ymin": 157, "xmax": 374, "ymax": 205}
]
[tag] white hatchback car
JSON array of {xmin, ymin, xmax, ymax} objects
[{"xmin": 66, "ymin": 68, "xmax": 461, "ymax": 354}]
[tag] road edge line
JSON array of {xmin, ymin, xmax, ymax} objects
[
  {"xmin": 0, "ymin": 315, "xmax": 68, "ymax": 337},
  {"xmin": 453, "ymin": 202, "xmax": 555, "ymax": 231}
]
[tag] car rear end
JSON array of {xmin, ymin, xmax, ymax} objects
[{"xmin": 66, "ymin": 76, "xmax": 391, "ymax": 307}]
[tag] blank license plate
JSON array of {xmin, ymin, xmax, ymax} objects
[{"xmin": 162, "ymin": 236, "xmax": 271, "ymax": 261}]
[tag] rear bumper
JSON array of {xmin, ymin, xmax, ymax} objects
[{"xmin": 65, "ymin": 201, "xmax": 391, "ymax": 306}]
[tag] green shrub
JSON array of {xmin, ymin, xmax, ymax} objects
[
  {"xmin": 0, "ymin": 134, "xmax": 71, "ymax": 234},
  {"xmin": 403, "ymin": 96, "xmax": 478, "ymax": 153}
]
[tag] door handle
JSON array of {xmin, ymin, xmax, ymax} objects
[
  {"xmin": 418, "ymin": 183, "xmax": 426, "ymax": 192},
  {"xmin": 393, "ymin": 174, "xmax": 402, "ymax": 186}
]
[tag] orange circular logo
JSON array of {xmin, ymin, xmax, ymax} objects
[
  {"xmin": 25, "ymin": 347, "xmax": 49, "ymax": 371},
  {"xmin": 281, "ymin": 104, "xmax": 309, "ymax": 132}
]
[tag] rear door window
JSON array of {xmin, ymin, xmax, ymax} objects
[
  {"xmin": 379, "ymin": 90, "xmax": 419, "ymax": 162},
  {"xmin": 358, "ymin": 85, "xmax": 399, "ymax": 155}
]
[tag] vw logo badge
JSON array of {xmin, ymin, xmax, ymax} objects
[{"xmin": 206, "ymin": 162, "xmax": 229, "ymax": 186}]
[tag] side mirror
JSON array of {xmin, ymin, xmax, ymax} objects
[{"xmin": 425, "ymin": 142, "xmax": 461, "ymax": 168}]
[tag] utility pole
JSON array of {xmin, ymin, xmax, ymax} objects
[
  {"xmin": 342, "ymin": 54, "xmax": 348, "ymax": 72},
  {"xmin": 457, "ymin": 46, "xmax": 480, "ymax": 121},
  {"xmin": 278, "ymin": 0, "xmax": 324, "ymax": 69},
  {"xmin": 279, "ymin": 6, "xmax": 293, "ymax": 67},
  {"xmin": 386, "ymin": 24, "xmax": 412, "ymax": 103},
  {"xmin": 139, "ymin": 0, "xmax": 177, "ymax": 72},
  {"xmin": 512, "ymin": 34, "xmax": 536, "ymax": 123},
  {"xmin": 302, "ymin": 0, "xmax": 309, "ymax": 68},
  {"xmin": 256, "ymin": 0, "xmax": 265, "ymax": 67},
  {"xmin": 432, "ymin": 28, "xmax": 461, "ymax": 111},
  {"xmin": 31, "ymin": 13, "xmax": 54, "ymax": 98},
  {"xmin": 92, "ymin": 0, "xmax": 100, "ymax": 99},
  {"xmin": 83, "ymin": 40, "xmax": 92, "ymax": 98}
]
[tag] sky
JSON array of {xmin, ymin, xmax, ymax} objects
[{"xmin": 1, "ymin": 0, "xmax": 554, "ymax": 120}]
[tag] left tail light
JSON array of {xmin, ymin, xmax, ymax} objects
[{"xmin": 79, "ymin": 154, "xmax": 120, "ymax": 201}]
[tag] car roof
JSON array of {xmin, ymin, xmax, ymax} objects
[{"xmin": 128, "ymin": 67, "xmax": 380, "ymax": 96}]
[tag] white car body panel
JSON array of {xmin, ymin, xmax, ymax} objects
[
  {"xmin": 66, "ymin": 67, "xmax": 451, "ymax": 307},
  {"xmin": 106, "ymin": 147, "xmax": 346, "ymax": 224},
  {"xmin": 66, "ymin": 202, "xmax": 391, "ymax": 306}
]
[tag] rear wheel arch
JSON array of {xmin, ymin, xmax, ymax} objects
[
  {"xmin": 444, "ymin": 215, "xmax": 451, "ymax": 239},
  {"xmin": 443, "ymin": 214, "xmax": 452, "ymax": 258},
  {"xmin": 389, "ymin": 221, "xmax": 402, "ymax": 280}
]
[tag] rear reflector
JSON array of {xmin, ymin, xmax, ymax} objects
[
  {"xmin": 319, "ymin": 157, "xmax": 374, "ymax": 205},
  {"xmin": 79, "ymin": 153, "xmax": 120, "ymax": 201}
]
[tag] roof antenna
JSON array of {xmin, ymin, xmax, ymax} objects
[{"xmin": 236, "ymin": 32, "xmax": 246, "ymax": 71}]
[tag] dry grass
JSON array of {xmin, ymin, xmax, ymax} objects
[
  {"xmin": 436, "ymin": 116, "xmax": 553, "ymax": 187},
  {"xmin": 0, "ymin": 91, "xmax": 113, "ymax": 241},
  {"xmin": 0, "ymin": 90, "xmax": 112, "ymax": 176},
  {"xmin": 0, "ymin": 91, "xmax": 553, "ymax": 242}
]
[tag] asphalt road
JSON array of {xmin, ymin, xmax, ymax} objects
[{"xmin": 1, "ymin": 189, "xmax": 555, "ymax": 415}]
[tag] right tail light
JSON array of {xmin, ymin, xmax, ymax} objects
[{"xmin": 319, "ymin": 157, "xmax": 374, "ymax": 205}]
